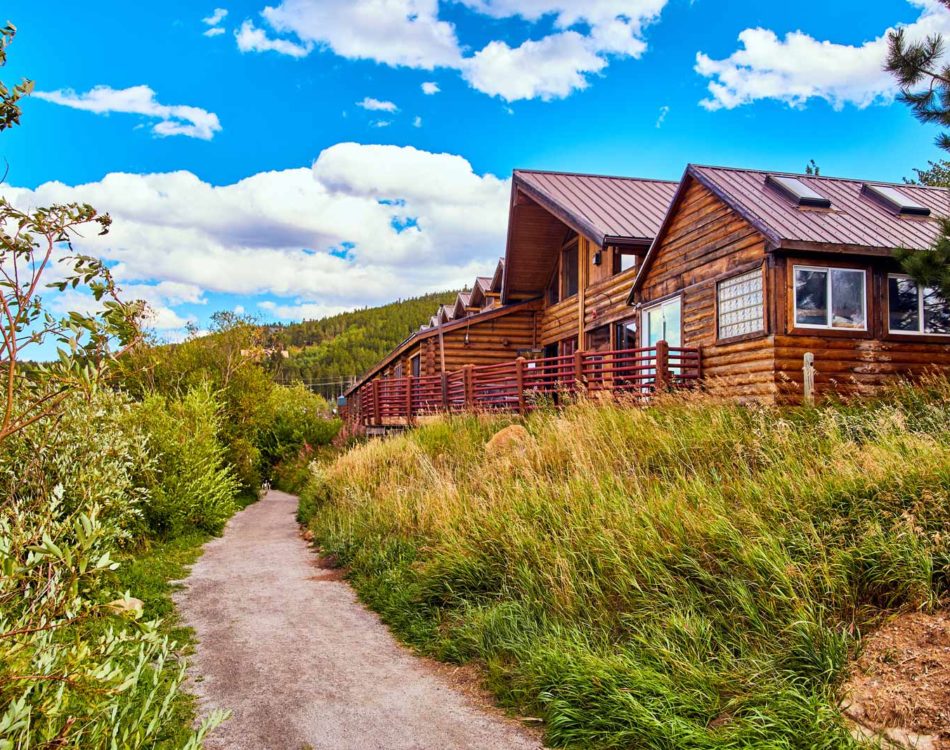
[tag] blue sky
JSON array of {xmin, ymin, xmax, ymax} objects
[{"xmin": 2, "ymin": 0, "xmax": 948, "ymax": 340}]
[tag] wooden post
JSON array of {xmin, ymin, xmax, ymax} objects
[
  {"xmin": 405, "ymin": 375, "xmax": 414, "ymax": 425},
  {"xmin": 372, "ymin": 380, "xmax": 382, "ymax": 426},
  {"xmin": 515, "ymin": 357, "xmax": 526, "ymax": 415},
  {"xmin": 440, "ymin": 372, "xmax": 449, "ymax": 413},
  {"xmin": 654, "ymin": 339, "xmax": 669, "ymax": 392},
  {"xmin": 573, "ymin": 349, "xmax": 585, "ymax": 392},
  {"xmin": 463, "ymin": 365, "xmax": 474, "ymax": 411},
  {"xmin": 803, "ymin": 352, "xmax": 815, "ymax": 406}
]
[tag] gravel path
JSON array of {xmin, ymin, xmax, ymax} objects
[{"xmin": 174, "ymin": 490, "xmax": 543, "ymax": 750}]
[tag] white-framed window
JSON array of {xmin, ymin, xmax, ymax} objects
[
  {"xmin": 888, "ymin": 274, "xmax": 950, "ymax": 335},
  {"xmin": 641, "ymin": 296, "xmax": 682, "ymax": 348},
  {"xmin": 717, "ymin": 268, "xmax": 764, "ymax": 339},
  {"xmin": 793, "ymin": 265, "xmax": 867, "ymax": 330}
]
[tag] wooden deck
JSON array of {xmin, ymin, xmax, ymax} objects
[{"xmin": 347, "ymin": 341, "xmax": 700, "ymax": 427}]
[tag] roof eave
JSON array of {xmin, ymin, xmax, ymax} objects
[{"xmin": 513, "ymin": 173, "xmax": 606, "ymax": 248}]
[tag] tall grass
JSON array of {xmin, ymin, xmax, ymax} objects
[{"xmin": 302, "ymin": 378, "xmax": 950, "ymax": 749}]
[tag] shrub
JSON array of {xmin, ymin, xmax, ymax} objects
[
  {"xmin": 132, "ymin": 384, "xmax": 239, "ymax": 538},
  {"xmin": 0, "ymin": 388, "xmax": 226, "ymax": 747}
]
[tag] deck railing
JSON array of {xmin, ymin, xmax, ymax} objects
[{"xmin": 350, "ymin": 340, "xmax": 700, "ymax": 427}]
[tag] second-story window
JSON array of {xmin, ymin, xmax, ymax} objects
[{"xmin": 562, "ymin": 244, "xmax": 579, "ymax": 298}]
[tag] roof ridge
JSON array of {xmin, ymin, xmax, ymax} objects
[
  {"xmin": 689, "ymin": 163, "xmax": 950, "ymax": 191},
  {"xmin": 514, "ymin": 167, "xmax": 678, "ymax": 184}
]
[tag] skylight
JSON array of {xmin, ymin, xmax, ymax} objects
[
  {"xmin": 861, "ymin": 183, "xmax": 931, "ymax": 217},
  {"xmin": 765, "ymin": 175, "xmax": 832, "ymax": 208}
]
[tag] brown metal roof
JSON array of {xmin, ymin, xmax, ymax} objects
[
  {"xmin": 514, "ymin": 169, "xmax": 678, "ymax": 245},
  {"xmin": 691, "ymin": 165, "xmax": 950, "ymax": 252}
]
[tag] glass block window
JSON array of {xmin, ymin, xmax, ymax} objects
[
  {"xmin": 888, "ymin": 275, "xmax": 950, "ymax": 335},
  {"xmin": 718, "ymin": 269, "xmax": 764, "ymax": 339}
]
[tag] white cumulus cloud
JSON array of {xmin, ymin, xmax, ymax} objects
[
  {"xmin": 0, "ymin": 143, "xmax": 509, "ymax": 328},
  {"xmin": 357, "ymin": 97, "xmax": 398, "ymax": 112},
  {"xmin": 236, "ymin": 0, "xmax": 669, "ymax": 101},
  {"xmin": 235, "ymin": 19, "xmax": 313, "ymax": 58},
  {"xmin": 421, "ymin": 81, "xmax": 440, "ymax": 95},
  {"xmin": 258, "ymin": 0, "xmax": 461, "ymax": 69},
  {"xmin": 203, "ymin": 8, "xmax": 229, "ymax": 26},
  {"xmin": 34, "ymin": 85, "xmax": 222, "ymax": 140},
  {"xmin": 696, "ymin": 0, "xmax": 950, "ymax": 110}
]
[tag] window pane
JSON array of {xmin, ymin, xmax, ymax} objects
[
  {"xmin": 924, "ymin": 286, "xmax": 950, "ymax": 334},
  {"xmin": 664, "ymin": 299, "xmax": 681, "ymax": 347},
  {"xmin": 831, "ymin": 269, "xmax": 865, "ymax": 329},
  {"xmin": 795, "ymin": 268, "xmax": 828, "ymax": 326},
  {"xmin": 718, "ymin": 269, "xmax": 764, "ymax": 338},
  {"xmin": 615, "ymin": 320, "xmax": 637, "ymax": 350},
  {"xmin": 888, "ymin": 276, "xmax": 920, "ymax": 332},
  {"xmin": 562, "ymin": 245, "xmax": 578, "ymax": 298}
]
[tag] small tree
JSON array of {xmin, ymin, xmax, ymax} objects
[
  {"xmin": 885, "ymin": 4, "xmax": 950, "ymax": 299},
  {"xmin": 0, "ymin": 24, "xmax": 142, "ymax": 442}
]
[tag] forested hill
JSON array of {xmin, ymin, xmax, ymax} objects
[{"xmin": 268, "ymin": 291, "xmax": 458, "ymax": 386}]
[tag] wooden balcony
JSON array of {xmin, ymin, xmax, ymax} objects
[{"xmin": 347, "ymin": 341, "xmax": 701, "ymax": 427}]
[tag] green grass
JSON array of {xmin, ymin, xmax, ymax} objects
[
  {"xmin": 301, "ymin": 379, "xmax": 950, "ymax": 749},
  {"xmin": 109, "ymin": 531, "xmax": 212, "ymax": 747}
]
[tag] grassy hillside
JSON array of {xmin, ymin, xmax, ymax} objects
[
  {"xmin": 269, "ymin": 291, "xmax": 458, "ymax": 384},
  {"xmin": 298, "ymin": 381, "xmax": 950, "ymax": 748}
]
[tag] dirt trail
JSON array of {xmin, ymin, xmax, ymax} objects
[{"xmin": 174, "ymin": 490, "xmax": 543, "ymax": 750}]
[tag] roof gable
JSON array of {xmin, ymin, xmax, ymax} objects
[{"xmin": 630, "ymin": 164, "xmax": 950, "ymax": 300}]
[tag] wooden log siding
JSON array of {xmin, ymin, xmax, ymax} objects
[
  {"xmin": 585, "ymin": 266, "xmax": 639, "ymax": 331},
  {"xmin": 540, "ymin": 296, "xmax": 580, "ymax": 346},
  {"xmin": 636, "ymin": 179, "xmax": 774, "ymax": 400}
]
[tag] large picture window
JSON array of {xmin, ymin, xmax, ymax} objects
[
  {"xmin": 717, "ymin": 269, "xmax": 764, "ymax": 339},
  {"xmin": 793, "ymin": 266, "xmax": 866, "ymax": 330},
  {"xmin": 888, "ymin": 275, "xmax": 950, "ymax": 335}
]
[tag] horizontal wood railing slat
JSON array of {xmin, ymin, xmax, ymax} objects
[{"xmin": 349, "ymin": 342, "xmax": 701, "ymax": 425}]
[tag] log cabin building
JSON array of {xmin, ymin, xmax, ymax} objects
[
  {"xmin": 629, "ymin": 165, "xmax": 950, "ymax": 401},
  {"xmin": 344, "ymin": 164, "xmax": 950, "ymax": 421},
  {"xmin": 345, "ymin": 170, "xmax": 679, "ymax": 395}
]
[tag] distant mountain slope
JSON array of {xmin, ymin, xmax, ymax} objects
[{"xmin": 268, "ymin": 291, "xmax": 458, "ymax": 388}]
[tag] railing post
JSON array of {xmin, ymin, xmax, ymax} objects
[
  {"xmin": 515, "ymin": 357, "xmax": 526, "ymax": 415},
  {"xmin": 372, "ymin": 380, "xmax": 382, "ymax": 426},
  {"xmin": 574, "ymin": 349, "xmax": 585, "ymax": 392},
  {"xmin": 655, "ymin": 339, "xmax": 669, "ymax": 392},
  {"xmin": 405, "ymin": 375, "xmax": 414, "ymax": 425},
  {"xmin": 441, "ymin": 372, "xmax": 449, "ymax": 413},
  {"xmin": 464, "ymin": 365, "xmax": 474, "ymax": 411}
]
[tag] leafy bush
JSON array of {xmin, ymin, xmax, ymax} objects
[
  {"xmin": 0, "ymin": 389, "xmax": 226, "ymax": 748},
  {"xmin": 261, "ymin": 383, "xmax": 339, "ymax": 465},
  {"xmin": 304, "ymin": 379, "xmax": 950, "ymax": 749},
  {"xmin": 132, "ymin": 384, "xmax": 239, "ymax": 538}
]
